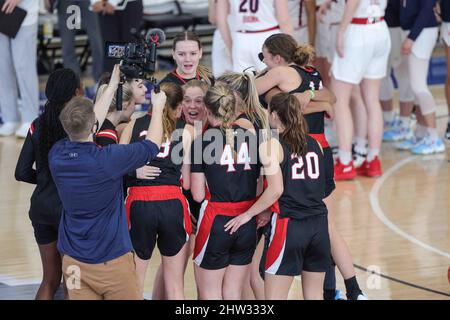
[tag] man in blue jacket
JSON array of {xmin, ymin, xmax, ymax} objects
[{"xmin": 49, "ymin": 89, "xmax": 166, "ymax": 300}]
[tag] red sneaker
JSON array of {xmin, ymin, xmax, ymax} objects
[
  {"xmin": 334, "ymin": 159, "xmax": 356, "ymax": 180},
  {"xmin": 359, "ymin": 157, "xmax": 382, "ymax": 177}
]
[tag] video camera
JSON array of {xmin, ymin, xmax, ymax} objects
[{"xmin": 105, "ymin": 28, "xmax": 166, "ymax": 110}]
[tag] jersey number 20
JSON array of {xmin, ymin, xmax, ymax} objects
[
  {"xmin": 239, "ymin": 0, "xmax": 259, "ymax": 13},
  {"xmin": 291, "ymin": 152, "xmax": 319, "ymax": 179}
]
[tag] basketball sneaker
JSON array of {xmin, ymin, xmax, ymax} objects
[
  {"xmin": 395, "ymin": 136, "xmax": 423, "ymax": 150},
  {"xmin": 352, "ymin": 146, "xmax": 367, "ymax": 170},
  {"xmin": 411, "ymin": 136, "xmax": 446, "ymax": 155},
  {"xmin": 383, "ymin": 126, "xmax": 413, "ymax": 142},
  {"xmin": 357, "ymin": 293, "xmax": 369, "ymax": 300},
  {"xmin": 357, "ymin": 156, "xmax": 382, "ymax": 177},
  {"xmin": 334, "ymin": 159, "xmax": 356, "ymax": 181}
]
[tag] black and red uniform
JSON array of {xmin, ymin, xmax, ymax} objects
[
  {"xmin": 264, "ymin": 136, "xmax": 331, "ymax": 276},
  {"xmin": 159, "ymin": 70, "xmax": 215, "ymax": 87},
  {"xmin": 191, "ymin": 125, "xmax": 261, "ymax": 270},
  {"xmin": 289, "ymin": 64, "xmax": 335, "ymax": 198},
  {"xmin": 95, "ymin": 119, "xmax": 119, "ymax": 146},
  {"xmin": 125, "ymin": 114, "xmax": 192, "ymax": 260}
]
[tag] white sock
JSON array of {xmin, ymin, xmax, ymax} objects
[
  {"xmin": 338, "ymin": 150, "xmax": 352, "ymax": 165},
  {"xmin": 354, "ymin": 137, "xmax": 367, "ymax": 153},
  {"xmin": 367, "ymin": 149, "xmax": 380, "ymax": 162},
  {"xmin": 426, "ymin": 127, "xmax": 438, "ymax": 140},
  {"xmin": 399, "ymin": 116, "xmax": 410, "ymax": 129},
  {"xmin": 383, "ymin": 111, "xmax": 395, "ymax": 123},
  {"xmin": 415, "ymin": 124, "xmax": 427, "ymax": 139}
]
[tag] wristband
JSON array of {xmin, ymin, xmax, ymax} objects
[{"xmin": 308, "ymin": 89, "xmax": 315, "ymax": 100}]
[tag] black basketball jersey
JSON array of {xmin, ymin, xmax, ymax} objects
[
  {"xmin": 127, "ymin": 114, "xmax": 185, "ymax": 187},
  {"xmin": 95, "ymin": 119, "xmax": 118, "ymax": 146},
  {"xmin": 289, "ymin": 64, "xmax": 325, "ymax": 134},
  {"xmin": 191, "ymin": 125, "xmax": 261, "ymax": 203},
  {"xmin": 277, "ymin": 135, "xmax": 327, "ymax": 220}
]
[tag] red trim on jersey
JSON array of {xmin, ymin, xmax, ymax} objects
[
  {"xmin": 351, "ymin": 17, "xmax": 384, "ymax": 25},
  {"xmin": 29, "ymin": 122, "xmax": 35, "ymax": 136},
  {"xmin": 308, "ymin": 133, "xmax": 329, "ymax": 148},
  {"xmin": 193, "ymin": 199, "xmax": 256, "ymax": 260},
  {"xmin": 125, "ymin": 185, "xmax": 192, "ymax": 235},
  {"xmin": 237, "ymin": 25, "xmax": 279, "ymax": 33},
  {"xmin": 265, "ymin": 214, "xmax": 289, "ymax": 271},
  {"xmin": 171, "ymin": 70, "xmax": 200, "ymax": 85},
  {"xmin": 96, "ymin": 129, "xmax": 118, "ymax": 143}
]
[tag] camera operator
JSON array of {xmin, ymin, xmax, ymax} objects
[
  {"xmin": 48, "ymin": 68, "xmax": 166, "ymax": 300},
  {"xmin": 90, "ymin": 0, "xmax": 143, "ymax": 73}
]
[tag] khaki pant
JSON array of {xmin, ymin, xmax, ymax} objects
[{"xmin": 62, "ymin": 252, "xmax": 142, "ymax": 300}]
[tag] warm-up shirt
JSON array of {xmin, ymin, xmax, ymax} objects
[
  {"xmin": 49, "ymin": 139, "xmax": 159, "ymax": 264},
  {"xmin": 400, "ymin": 0, "xmax": 438, "ymax": 41}
]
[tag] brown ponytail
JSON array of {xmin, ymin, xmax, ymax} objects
[
  {"xmin": 269, "ymin": 93, "xmax": 308, "ymax": 156},
  {"xmin": 204, "ymin": 85, "xmax": 237, "ymax": 153},
  {"xmin": 292, "ymin": 43, "xmax": 315, "ymax": 67},
  {"xmin": 160, "ymin": 82, "xmax": 184, "ymax": 141},
  {"xmin": 263, "ymin": 33, "xmax": 315, "ymax": 67}
]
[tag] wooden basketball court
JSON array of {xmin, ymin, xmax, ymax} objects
[{"xmin": 0, "ymin": 87, "xmax": 449, "ymax": 300}]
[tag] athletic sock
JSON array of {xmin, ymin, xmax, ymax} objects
[
  {"xmin": 323, "ymin": 265, "xmax": 336, "ymax": 300},
  {"xmin": 426, "ymin": 127, "xmax": 438, "ymax": 140},
  {"xmin": 338, "ymin": 150, "xmax": 352, "ymax": 165},
  {"xmin": 344, "ymin": 276, "xmax": 363, "ymax": 300},
  {"xmin": 367, "ymin": 148, "xmax": 380, "ymax": 162},
  {"xmin": 399, "ymin": 116, "xmax": 410, "ymax": 129},
  {"xmin": 383, "ymin": 110, "xmax": 395, "ymax": 123}
]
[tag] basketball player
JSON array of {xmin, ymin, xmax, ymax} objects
[
  {"xmin": 435, "ymin": 0, "xmax": 450, "ymax": 140},
  {"xmin": 216, "ymin": 0, "xmax": 294, "ymax": 72},
  {"xmin": 120, "ymin": 82, "xmax": 193, "ymax": 299},
  {"xmin": 331, "ymin": 0, "xmax": 390, "ymax": 180},
  {"xmin": 160, "ymin": 32, "xmax": 214, "ymax": 86},
  {"xmin": 209, "ymin": 0, "xmax": 233, "ymax": 77},
  {"xmin": 380, "ymin": 0, "xmax": 415, "ymax": 142},
  {"xmin": 395, "ymin": 0, "xmax": 445, "ymax": 154},
  {"xmin": 191, "ymin": 85, "xmax": 282, "ymax": 299},
  {"xmin": 261, "ymin": 93, "xmax": 331, "ymax": 300},
  {"xmin": 149, "ymin": 80, "xmax": 210, "ymax": 300},
  {"xmin": 289, "ymin": 0, "xmax": 317, "ymax": 46}
]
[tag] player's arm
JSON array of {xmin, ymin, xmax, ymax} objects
[
  {"xmin": 181, "ymin": 124, "xmax": 195, "ymax": 190},
  {"xmin": 255, "ymin": 67, "xmax": 285, "ymax": 95},
  {"xmin": 119, "ymin": 119, "xmax": 135, "ymax": 144},
  {"xmin": 208, "ymin": 0, "xmax": 217, "ymax": 25},
  {"xmin": 216, "ymin": 0, "xmax": 233, "ymax": 58},
  {"xmin": 191, "ymin": 173, "xmax": 206, "ymax": 203},
  {"xmin": 303, "ymin": 101, "xmax": 334, "ymax": 119},
  {"xmin": 93, "ymin": 64, "xmax": 120, "ymax": 130},
  {"xmin": 305, "ymin": 0, "xmax": 317, "ymax": 47},
  {"xmin": 336, "ymin": 0, "xmax": 360, "ymax": 58},
  {"xmin": 275, "ymin": 0, "xmax": 295, "ymax": 35},
  {"xmin": 224, "ymin": 138, "xmax": 284, "ymax": 234}
]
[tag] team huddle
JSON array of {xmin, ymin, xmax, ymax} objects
[{"xmin": 14, "ymin": 0, "xmax": 448, "ymax": 301}]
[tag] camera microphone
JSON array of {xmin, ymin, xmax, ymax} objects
[{"xmin": 146, "ymin": 28, "xmax": 166, "ymax": 46}]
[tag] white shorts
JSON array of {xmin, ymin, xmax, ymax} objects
[
  {"xmin": 401, "ymin": 27, "xmax": 438, "ymax": 60},
  {"xmin": 332, "ymin": 21, "xmax": 391, "ymax": 84},
  {"xmin": 232, "ymin": 29, "xmax": 280, "ymax": 72},
  {"xmin": 315, "ymin": 12, "xmax": 330, "ymax": 58},
  {"xmin": 441, "ymin": 22, "xmax": 450, "ymax": 47},
  {"xmin": 212, "ymin": 29, "xmax": 232, "ymax": 78},
  {"xmin": 293, "ymin": 27, "xmax": 309, "ymax": 45}
]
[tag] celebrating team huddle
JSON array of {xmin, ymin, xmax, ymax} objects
[{"xmin": 13, "ymin": 0, "xmax": 447, "ymax": 301}]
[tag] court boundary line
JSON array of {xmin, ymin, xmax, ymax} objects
[{"xmin": 369, "ymin": 156, "xmax": 450, "ymax": 259}]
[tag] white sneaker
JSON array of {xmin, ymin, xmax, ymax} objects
[
  {"xmin": 357, "ymin": 293, "xmax": 369, "ymax": 300},
  {"xmin": 15, "ymin": 122, "xmax": 31, "ymax": 138},
  {"xmin": 0, "ymin": 122, "xmax": 18, "ymax": 136}
]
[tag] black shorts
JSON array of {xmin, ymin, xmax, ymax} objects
[
  {"xmin": 323, "ymin": 147, "xmax": 336, "ymax": 198},
  {"xmin": 264, "ymin": 213, "xmax": 331, "ymax": 276},
  {"xmin": 194, "ymin": 214, "xmax": 258, "ymax": 270},
  {"xmin": 31, "ymin": 221, "xmax": 59, "ymax": 245},
  {"xmin": 129, "ymin": 199, "xmax": 189, "ymax": 260}
]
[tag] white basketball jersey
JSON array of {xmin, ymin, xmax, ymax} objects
[
  {"xmin": 354, "ymin": 0, "xmax": 387, "ymax": 18},
  {"xmin": 288, "ymin": 0, "xmax": 308, "ymax": 29},
  {"xmin": 329, "ymin": 0, "xmax": 345, "ymax": 24},
  {"xmin": 230, "ymin": 0, "xmax": 279, "ymax": 31}
]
